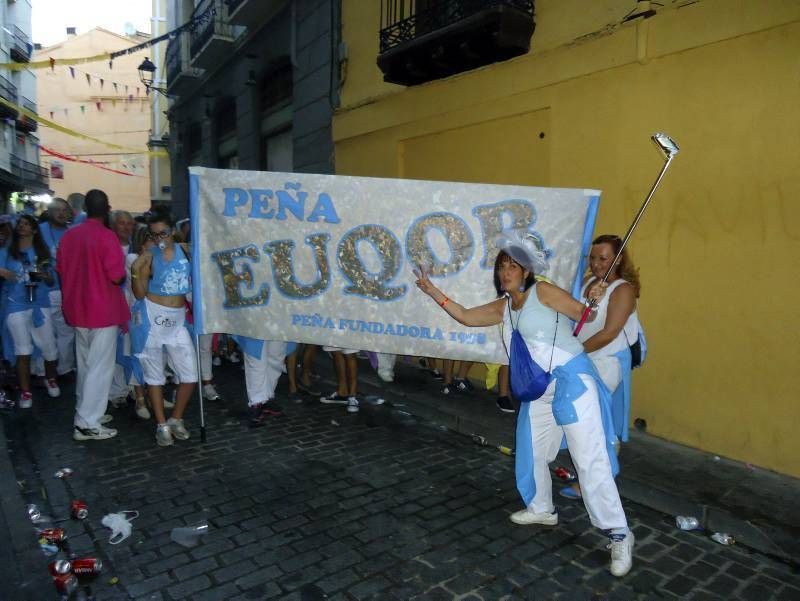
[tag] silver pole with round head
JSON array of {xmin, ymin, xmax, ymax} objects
[{"xmin": 574, "ymin": 132, "xmax": 680, "ymax": 336}]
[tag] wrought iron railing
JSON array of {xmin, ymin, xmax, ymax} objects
[
  {"xmin": 189, "ymin": 0, "xmax": 231, "ymax": 58},
  {"xmin": 0, "ymin": 75, "xmax": 17, "ymax": 102},
  {"xmin": 11, "ymin": 25, "xmax": 32, "ymax": 61},
  {"xmin": 10, "ymin": 155, "xmax": 48, "ymax": 187},
  {"xmin": 379, "ymin": 0, "xmax": 534, "ymax": 53}
]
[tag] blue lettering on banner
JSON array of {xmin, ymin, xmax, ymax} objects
[{"xmin": 221, "ymin": 183, "xmax": 340, "ymax": 223}]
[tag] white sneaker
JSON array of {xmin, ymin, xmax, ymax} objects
[
  {"xmin": 608, "ymin": 531, "xmax": 634, "ymax": 577},
  {"xmin": 228, "ymin": 351, "xmax": 241, "ymax": 364},
  {"xmin": 167, "ymin": 417, "xmax": 190, "ymax": 440},
  {"xmin": 212, "ymin": 356, "xmax": 222, "ymax": 367},
  {"xmin": 156, "ymin": 423, "xmax": 174, "ymax": 447},
  {"xmin": 377, "ymin": 370, "xmax": 394, "ymax": 383},
  {"xmin": 347, "ymin": 397, "xmax": 360, "ymax": 413},
  {"xmin": 46, "ymin": 378, "xmax": 61, "ymax": 398},
  {"xmin": 73, "ymin": 425, "xmax": 117, "ymax": 441},
  {"xmin": 135, "ymin": 399, "xmax": 150, "ymax": 420},
  {"xmin": 202, "ymin": 383, "xmax": 221, "ymax": 401},
  {"xmin": 510, "ymin": 508, "xmax": 558, "ymax": 526},
  {"xmin": 99, "ymin": 414, "xmax": 114, "ymax": 425},
  {"xmin": 18, "ymin": 391, "xmax": 33, "ymax": 409},
  {"xmin": 163, "ymin": 390, "xmax": 176, "ymax": 409}
]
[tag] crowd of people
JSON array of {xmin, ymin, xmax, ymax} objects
[{"xmin": 0, "ymin": 190, "xmax": 645, "ymax": 577}]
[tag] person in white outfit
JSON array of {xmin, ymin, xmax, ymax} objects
[
  {"xmin": 235, "ymin": 336, "xmax": 290, "ymax": 427},
  {"xmin": 130, "ymin": 207, "xmax": 196, "ymax": 447},
  {"xmin": 414, "ymin": 229, "xmax": 635, "ymax": 578},
  {"xmin": 562, "ymin": 234, "xmax": 643, "ymax": 500}
]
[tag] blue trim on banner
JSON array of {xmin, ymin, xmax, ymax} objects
[
  {"xmin": 189, "ymin": 172, "xmax": 204, "ymax": 335},
  {"xmin": 572, "ymin": 194, "xmax": 600, "ymax": 300}
]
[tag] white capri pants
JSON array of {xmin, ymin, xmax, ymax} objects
[
  {"xmin": 244, "ymin": 341, "xmax": 288, "ymax": 406},
  {"xmin": 527, "ymin": 375, "xmax": 628, "ymax": 532},
  {"xmin": 136, "ymin": 300, "xmax": 197, "ymax": 385},
  {"xmin": 6, "ymin": 309, "xmax": 58, "ymax": 360}
]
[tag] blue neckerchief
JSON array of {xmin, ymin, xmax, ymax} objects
[{"xmin": 515, "ymin": 352, "xmax": 620, "ymax": 506}]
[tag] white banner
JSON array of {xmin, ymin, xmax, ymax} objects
[{"xmin": 190, "ymin": 167, "xmax": 600, "ymax": 364}]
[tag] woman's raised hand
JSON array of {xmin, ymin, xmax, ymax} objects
[
  {"xmin": 414, "ymin": 265, "xmax": 437, "ymax": 298},
  {"xmin": 586, "ymin": 280, "xmax": 608, "ymax": 304}
]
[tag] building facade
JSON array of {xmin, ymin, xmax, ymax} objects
[
  {"xmin": 0, "ymin": 0, "xmax": 48, "ymax": 209},
  {"xmin": 34, "ymin": 28, "xmax": 152, "ymax": 213},
  {"xmin": 165, "ymin": 0, "xmax": 340, "ymax": 217},
  {"xmin": 333, "ymin": 0, "xmax": 800, "ymax": 477},
  {"xmin": 149, "ymin": 0, "xmax": 171, "ymax": 207}
]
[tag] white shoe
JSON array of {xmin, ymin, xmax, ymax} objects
[
  {"xmin": 347, "ymin": 397, "xmax": 360, "ymax": 413},
  {"xmin": 46, "ymin": 378, "xmax": 61, "ymax": 398},
  {"xmin": 510, "ymin": 508, "xmax": 558, "ymax": 526},
  {"xmin": 377, "ymin": 370, "xmax": 394, "ymax": 383},
  {"xmin": 99, "ymin": 414, "xmax": 113, "ymax": 425},
  {"xmin": 228, "ymin": 351, "xmax": 241, "ymax": 364},
  {"xmin": 18, "ymin": 392, "xmax": 33, "ymax": 409},
  {"xmin": 135, "ymin": 399, "xmax": 150, "ymax": 420},
  {"xmin": 202, "ymin": 383, "xmax": 221, "ymax": 401},
  {"xmin": 74, "ymin": 425, "xmax": 117, "ymax": 441},
  {"xmin": 155, "ymin": 423, "xmax": 174, "ymax": 447},
  {"xmin": 212, "ymin": 356, "xmax": 222, "ymax": 367},
  {"xmin": 608, "ymin": 531, "xmax": 634, "ymax": 577},
  {"xmin": 167, "ymin": 417, "xmax": 190, "ymax": 440}
]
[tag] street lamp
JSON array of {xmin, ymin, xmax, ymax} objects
[{"xmin": 137, "ymin": 57, "xmax": 168, "ymax": 96}]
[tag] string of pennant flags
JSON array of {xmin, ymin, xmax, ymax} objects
[
  {"xmin": 40, "ymin": 145, "xmax": 145, "ymax": 177},
  {"xmin": 0, "ymin": 2, "xmax": 216, "ymax": 71},
  {"xmin": 0, "ymin": 94, "xmax": 167, "ymax": 157}
]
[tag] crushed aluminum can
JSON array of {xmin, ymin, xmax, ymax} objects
[
  {"xmin": 711, "ymin": 532, "xmax": 735, "ymax": 545},
  {"xmin": 51, "ymin": 572, "xmax": 78, "ymax": 596},
  {"xmin": 498, "ymin": 445, "xmax": 515, "ymax": 457},
  {"xmin": 27, "ymin": 503, "xmax": 42, "ymax": 522},
  {"xmin": 472, "ymin": 434, "xmax": 488, "ymax": 446},
  {"xmin": 49, "ymin": 560, "xmax": 72, "ymax": 576},
  {"xmin": 71, "ymin": 557, "xmax": 103, "ymax": 577},
  {"xmin": 554, "ymin": 467, "xmax": 576, "ymax": 482},
  {"xmin": 39, "ymin": 527, "xmax": 68, "ymax": 546},
  {"xmin": 54, "ymin": 467, "xmax": 74, "ymax": 479},
  {"xmin": 70, "ymin": 499, "xmax": 89, "ymax": 520}
]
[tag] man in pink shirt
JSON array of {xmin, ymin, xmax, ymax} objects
[{"xmin": 57, "ymin": 189, "xmax": 130, "ymax": 441}]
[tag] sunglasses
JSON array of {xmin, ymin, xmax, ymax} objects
[{"xmin": 147, "ymin": 230, "xmax": 171, "ymax": 240}]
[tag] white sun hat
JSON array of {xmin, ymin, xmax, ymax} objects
[{"xmin": 495, "ymin": 229, "xmax": 549, "ymax": 273}]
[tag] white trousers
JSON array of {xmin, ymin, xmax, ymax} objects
[
  {"xmin": 376, "ymin": 352, "xmax": 396, "ymax": 379},
  {"xmin": 48, "ymin": 290, "xmax": 76, "ymax": 374},
  {"xmin": 199, "ymin": 333, "xmax": 213, "ymax": 381},
  {"xmin": 244, "ymin": 341, "xmax": 287, "ymax": 406},
  {"xmin": 6, "ymin": 309, "xmax": 58, "ymax": 360},
  {"xmin": 592, "ymin": 355, "xmax": 622, "ymax": 394},
  {"xmin": 527, "ymin": 375, "xmax": 627, "ymax": 531},
  {"xmin": 74, "ymin": 326, "xmax": 118, "ymax": 429}
]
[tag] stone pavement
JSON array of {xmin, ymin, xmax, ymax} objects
[{"xmin": 1, "ymin": 360, "xmax": 800, "ymax": 601}]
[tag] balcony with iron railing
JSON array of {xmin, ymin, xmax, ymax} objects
[
  {"xmin": 0, "ymin": 74, "xmax": 18, "ymax": 119},
  {"xmin": 189, "ymin": 0, "xmax": 235, "ymax": 69},
  {"xmin": 378, "ymin": 0, "xmax": 535, "ymax": 85},
  {"xmin": 225, "ymin": 0, "xmax": 285, "ymax": 28},
  {"xmin": 166, "ymin": 31, "xmax": 203, "ymax": 96},
  {"xmin": 9, "ymin": 24, "xmax": 32, "ymax": 62},
  {"xmin": 15, "ymin": 96, "xmax": 37, "ymax": 132},
  {"xmin": 10, "ymin": 154, "xmax": 49, "ymax": 192}
]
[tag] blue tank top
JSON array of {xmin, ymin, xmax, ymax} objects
[
  {"xmin": 147, "ymin": 245, "xmax": 191, "ymax": 296},
  {"xmin": 512, "ymin": 283, "xmax": 584, "ymax": 357}
]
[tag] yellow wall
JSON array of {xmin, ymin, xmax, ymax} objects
[
  {"xmin": 334, "ymin": 0, "xmax": 800, "ymax": 477},
  {"xmin": 34, "ymin": 29, "xmax": 151, "ymax": 213}
]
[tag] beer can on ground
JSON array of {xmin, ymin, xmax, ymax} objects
[
  {"xmin": 71, "ymin": 557, "xmax": 103, "ymax": 576},
  {"xmin": 39, "ymin": 528, "xmax": 67, "ymax": 546},
  {"xmin": 70, "ymin": 499, "xmax": 88, "ymax": 520},
  {"xmin": 52, "ymin": 572, "xmax": 78, "ymax": 595},
  {"xmin": 48, "ymin": 560, "xmax": 72, "ymax": 575}
]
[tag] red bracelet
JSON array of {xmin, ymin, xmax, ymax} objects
[{"xmin": 440, "ymin": 297, "xmax": 450, "ymax": 308}]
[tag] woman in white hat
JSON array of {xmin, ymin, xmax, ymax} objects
[{"xmin": 414, "ymin": 229, "xmax": 634, "ymax": 578}]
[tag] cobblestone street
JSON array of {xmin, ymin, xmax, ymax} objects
[{"xmin": 3, "ymin": 365, "xmax": 799, "ymax": 600}]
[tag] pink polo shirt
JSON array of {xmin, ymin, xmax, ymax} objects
[{"xmin": 57, "ymin": 219, "xmax": 130, "ymax": 328}]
